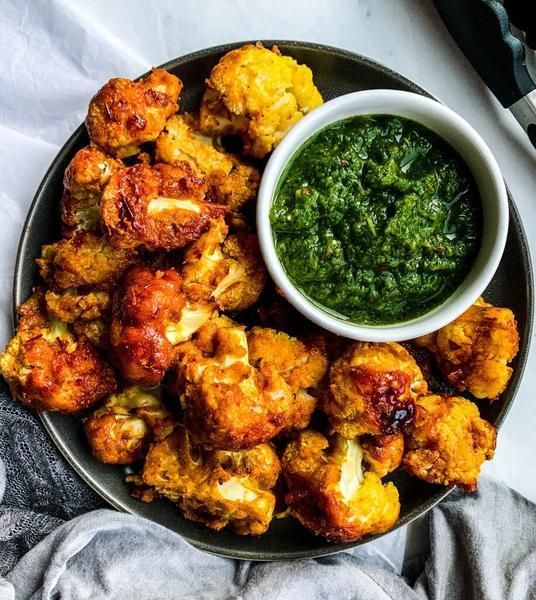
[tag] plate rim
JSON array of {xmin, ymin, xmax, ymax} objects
[{"xmin": 11, "ymin": 40, "xmax": 534, "ymax": 561}]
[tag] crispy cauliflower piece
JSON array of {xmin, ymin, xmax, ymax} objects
[
  {"xmin": 247, "ymin": 327, "xmax": 328, "ymax": 391},
  {"xmin": 0, "ymin": 292, "xmax": 116, "ymax": 412},
  {"xmin": 414, "ymin": 299, "xmax": 519, "ymax": 400},
  {"xmin": 138, "ymin": 425, "xmax": 280, "ymax": 535},
  {"xmin": 111, "ymin": 265, "xmax": 215, "ymax": 385},
  {"xmin": 84, "ymin": 386, "xmax": 175, "ymax": 464},
  {"xmin": 282, "ymin": 430, "xmax": 400, "ymax": 542},
  {"xmin": 86, "ymin": 68, "xmax": 182, "ymax": 158},
  {"xmin": 44, "ymin": 289, "xmax": 110, "ymax": 323},
  {"xmin": 46, "ymin": 289, "xmax": 111, "ymax": 349},
  {"xmin": 180, "ymin": 218, "xmax": 229, "ymax": 302},
  {"xmin": 246, "ymin": 327, "xmax": 328, "ymax": 432},
  {"xmin": 199, "ymin": 43, "xmax": 323, "ymax": 158},
  {"xmin": 100, "ymin": 162, "xmax": 226, "ymax": 251},
  {"xmin": 177, "ymin": 316, "xmax": 315, "ymax": 450},
  {"xmin": 360, "ymin": 433, "xmax": 404, "ymax": 478},
  {"xmin": 181, "ymin": 218, "xmax": 266, "ymax": 311},
  {"xmin": 217, "ymin": 232, "xmax": 266, "ymax": 311},
  {"xmin": 155, "ymin": 114, "xmax": 260, "ymax": 210},
  {"xmin": 60, "ymin": 146, "xmax": 123, "ymax": 234},
  {"xmin": 403, "ymin": 394, "xmax": 496, "ymax": 491},
  {"xmin": 73, "ymin": 318, "xmax": 110, "ymax": 350},
  {"xmin": 322, "ymin": 342, "xmax": 427, "ymax": 438},
  {"xmin": 36, "ymin": 231, "xmax": 137, "ymax": 290}
]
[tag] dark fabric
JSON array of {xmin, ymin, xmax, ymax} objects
[{"xmin": 0, "ymin": 384, "xmax": 103, "ymax": 574}]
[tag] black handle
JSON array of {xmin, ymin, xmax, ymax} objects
[
  {"xmin": 434, "ymin": 0, "xmax": 535, "ymax": 107},
  {"xmin": 503, "ymin": 0, "xmax": 536, "ymax": 50}
]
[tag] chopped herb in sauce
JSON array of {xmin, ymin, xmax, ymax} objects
[{"xmin": 270, "ymin": 115, "xmax": 482, "ymax": 325}]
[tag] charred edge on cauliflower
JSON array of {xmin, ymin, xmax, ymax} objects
[
  {"xmin": 100, "ymin": 162, "xmax": 227, "ymax": 251},
  {"xmin": 323, "ymin": 342, "xmax": 427, "ymax": 438},
  {"xmin": 86, "ymin": 68, "xmax": 183, "ymax": 158}
]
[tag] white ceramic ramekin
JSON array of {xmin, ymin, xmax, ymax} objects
[{"xmin": 256, "ymin": 90, "xmax": 509, "ymax": 341}]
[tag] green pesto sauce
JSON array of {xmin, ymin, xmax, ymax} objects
[{"xmin": 270, "ymin": 115, "xmax": 482, "ymax": 325}]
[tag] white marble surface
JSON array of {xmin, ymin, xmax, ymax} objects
[{"xmin": 1, "ymin": 0, "xmax": 535, "ymax": 558}]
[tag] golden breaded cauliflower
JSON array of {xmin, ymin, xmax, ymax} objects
[
  {"xmin": 111, "ymin": 265, "xmax": 215, "ymax": 385},
  {"xmin": 247, "ymin": 327, "xmax": 328, "ymax": 392},
  {"xmin": 323, "ymin": 342, "xmax": 427, "ymax": 439},
  {"xmin": 247, "ymin": 327, "xmax": 328, "ymax": 431},
  {"xmin": 45, "ymin": 289, "xmax": 111, "ymax": 349},
  {"xmin": 60, "ymin": 145, "xmax": 123, "ymax": 234},
  {"xmin": 138, "ymin": 425, "xmax": 280, "ymax": 535},
  {"xmin": 403, "ymin": 394, "xmax": 496, "ymax": 491},
  {"xmin": 36, "ymin": 231, "xmax": 137, "ymax": 290},
  {"xmin": 100, "ymin": 162, "xmax": 227, "ymax": 251},
  {"xmin": 199, "ymin": 43, "xmax": 323, "ymax": 158},
  {"xmin": 73, "ymin": 318, "xmax": 110, "ymax": 350},
  {"xmin": 84, "ymin": 386, "xmax": 175, "ymax": 464},
  {"xmin": 177, "ymin": 317, "xmax": 314, "ymax": 450},
  {"xmin": 86, "ymin": 68, "xmax": 182, "ymax": 157},
  {"xmin": 181, "ymin": 218, "xmax": 266, "ymax": 311},
  {"xmin": 282, "ymin": 430, "xmax": 400, "ymax": 542},
  {"xmin": 44, "ymin": 289, "xmax": 110, "ymax": 323},
  {"xmin": 155, "ymin": 114, "xmax": 260, "ymax": 210},
  {"xmin": 414, "ymin": 299, "xmax": 519, "ymax": 400},
  {"xmin": 0, "ymin": 292, "xmax": 116, "ymax": 413},
  {"xmin": 360, "ymin": 433, "xmax": 404, "ymax": 478}
]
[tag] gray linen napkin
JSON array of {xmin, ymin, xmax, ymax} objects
[{"xmin": 1, "ymin": 384, "xmax": 536, "ymax": 599}]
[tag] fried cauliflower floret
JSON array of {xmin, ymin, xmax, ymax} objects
[
  {"xmin": 403, "ymin": 394, "xmax": 496, "ymax": 491},
  {"xmin": 177, "ymin": 316, "xmax": 313, "ymax": 450},
  {"xmin": 247, "ymin": 327, "xmax": 328, "ymax": 391},
  {"xmin": 36, "ymin": 231, "xmax": 137, "ymax": 290},
  {"xmin": 282, "ymin": 431, "xmax": 400, "ymax": 542},
  {"xmin": 360, "ymin": 433, "xmax": 404, "ymax": 478},
  {"xmin": 155, "ymin": 115, "xmax": 260, "ymax": 210},
  {"xmin": 139, "ymin": 425, "xmax": 280, "ymax": 535},
  {"xmin": 86, "ymin": 68, "xmax": 182, "ymax": 158},
  {"xmin": 414, "ymin": 300, "xmax": 519, "ymax": 400},
  {"xmin": 44, "ymin": 289, "xmax": 110, "ymax": 323},
  {"xmin": 60, "ymin": 146, "xmax": 123, "ymax": 234},
  {"xmin": 100, "ymin": 162, "xmax": 226, "ymax": 251},
  {"xmin": 73, "ymin": 318, "xmax": 110, "ymax": 350},
  {"xmin": 46, "ymin": 289, "xmax": 111, "ymax": 348},
  {"xmin": 199, "ymin": 43, "xmax": 323, "ymax": 158},
  {"xmin": 218, "ymin": 232, "xmax": 266, "ymax": 311},
  {"xmin": 111, "ymin": 265, "xmax": 215, "ymax": 385},
  {"xmin": 322, "ymin": 342, "xmax": 427, "ymax": 438},
  {"xmin": 84, "ymin": 386, "xmax": 175, "ymax": 464},
  {"xmin": 0, "ymin": 292, "xmax": 116, "ymax": 412},
  {"xmin": 181, "ymin": 219, "xmax": 266, "ymax": 311},
  {"xmin": 246, "ymin": 327, "xmax": 328, "ymax": 431}
]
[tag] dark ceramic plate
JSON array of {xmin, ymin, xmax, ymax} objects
[{"xmin": 13, "ymin": 42, "xmax": 533, "ymax": 561}]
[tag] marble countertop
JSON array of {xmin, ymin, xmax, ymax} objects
[{"xmin": 1, "ymin": 0, "xmax": 535, "ymax": 563}]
